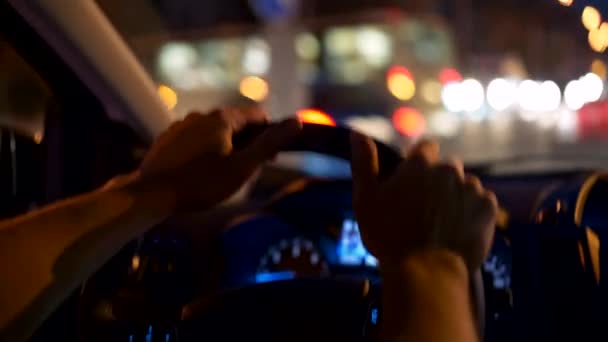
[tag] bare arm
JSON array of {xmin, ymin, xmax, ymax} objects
[
  {"xmin": 0, "ymin": 178, "xmax": 173, "ymax": 340},
  {"xmin": 0, "ymin": 108, "xmax": 301, "ymax": 340},
  {"xmin": 350, "ymin": 133, "xmax": 497, "ymax": 342},
  {"xmin": 379, "ymin": 251, "xmax": 477, "ymax": 342}
]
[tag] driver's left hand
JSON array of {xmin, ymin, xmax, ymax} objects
[{"xmin": 129, "ymin": 107, "xmax": 301, "ymax": 212}]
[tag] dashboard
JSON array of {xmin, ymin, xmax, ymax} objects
[
  {"xmin": 221, "ymin": 179, "xmax": 516, "ymax": 333},
  {"xmin": 77, "ymin": 170, "xmax": 608, "ymax": 341},
  {"xmin": 218, "ymin": 172, "xmax": 606, "ymax": 340}
]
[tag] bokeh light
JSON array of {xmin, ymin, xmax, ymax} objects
[
  {"xmin": 420, "ymin": 80, "xmax": 442, "ymax": 104},
  {"xmin": 582, "ymin": 6, "xmax": 601, "ymax": 31},
  {"xmin": 558, "ymin": 0, "xmax": 573, "ymax": 6},
  {"xmin": 580, "ymin": 72, "xmax": 604, "ymax": 102},
  {"xmin": 588, "ymin": 22, "xmax": 608, "ymax": 53},
  {"xmin": 295, "ymin": 32, "xmax": 320, "ymax": 61},
  {"xmin": 487, "ymin": 78, "xmax": 517, "ymax": 111},
  {"xmin": 460, "ymin": 79, "xmax": 485, "ymax": 112},
  {"xmin": 158, "ymin": 84, "xmax": 178, "ymax": 110},
  {"xmin": 158, "ymin": 43, "xmax": 197, "ymax": 75},
  {"xmin": 428, "ymin": 111, "xmax": 461, "ymax": 137},
  {"xmin": 131, "ymin": 255, "xmax": 140, "ymax": 272},
  {"xmin": 438, "ymin": 68, "xmax": 463, "ymax": 85},
  {"xmin": 346, "ymin": 116, "xmax": 395, "ymax": 143},
  {"xmin": 564, "ymin": 80, "xmax": 586, "ymax": 110},
  {"xmin": 392, "ymin": 107, "xmax": 426, "ymax": 137},
  {"xmin": 387, "ymin": 66, "xmax": 416, "ymax": 101},
  {"xmin": 539, "ymin": 80, "xmax": 562, "ymax": 112},
  {"xmin": 356, "ymin": 27, "xmax": 392, "ymax": 67},
  {"xmin": 33, "ymin": 132, "xmax": 43, "ymax": 144},
  {"xmin": 517, "ymin": 80, "xmax": 542, "ymax": 111},
  {"xmin": 325, "ymin": 28, "xmax": 356, "ymax": 56},
  {"xmin": 441, "ymin": 82, "xmax": 465, "ymax": 112},
  {"xmin": 297, "ymin": 109, "xmax": 336, "ymax": 126},
  {"xmin": 242, "ymin": 38, "xmax": 271, "ymax": 75},
  {"xmin": 239, "ymin": 76, "xmax": 269, "ymax": 102},
  {"xmin": 591, "ymin": 59, "xmax": 607, "ymax": 80}
]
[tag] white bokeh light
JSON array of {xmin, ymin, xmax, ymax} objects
[
  {"xmin": 356, "ymin": 27, "xmax": 392, "ymax": 67},
  {"xmin": 564, "ymin": 80, "xmax": 586, "ymax": 111},
  {"xmin": 460, "ymin": 79, "xmax": 485, "ymax": 112},
  {"xmin": 158, "ymin": 43, "xmax": 198, "ymax": 75},
  {"xmin": 487, "ymin": 78, "xmax": 517, "ymax": 111},
  {"xmin": 428, "ymin": 111, "xmax": 462, "ymax": 137},
  {"xmin": 539, "ymin": 81, "xmax": 561, "ymax": 112},
  {"xmin": 346, "ymin": 115, "xmax": 395, "ymax": 143},
  {"xmin": 557, "ymin": 109, "xmax": 578, "ymax": 141},
  {"xmin": 441, "ymin": 82, "xmax": 464, "ymax": 112},
  {"xmin": 295, "ymin": 32, "xmax": 320, "ymax": 60},
  {"xmin": 326, "ymin": 28, "xmax": 356, "ymax": 56},
  {"xmin": 517, "ymin": 80, "xmax": 542, "ymax": 112},
  {"xmin": 580, "ymin": 72, "xmax": 604, "ymax": 102},
  {"xmin": 242, "ymin": 38, "xmax": 271, "ymax": 75}
]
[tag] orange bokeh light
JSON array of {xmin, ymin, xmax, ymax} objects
[
  {"xmin": 387, "ymin": 65, "xmax": 413, "ymax": 80},
  {"xmin": 386, "ymin": 66, "xmax": 415, "ymax": 100},
  {"xmin": 392, "ymin": 107, "xmax": 426, "ymax": 137},
  {"xmin": 297, "ymin": 109, "xmax": 336, "ymax": 126},
  {"xmin": 439, "ymin": 68, "xmax": 463, "ymax": 85}
]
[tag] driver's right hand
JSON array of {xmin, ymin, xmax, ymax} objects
[
  {"xmin": 349, "ymin": 133, "xmax": 497, "ymax": 270},
  {"xmin": 126, "ymin": 107, "xmax": 301, "ymax": 212}
]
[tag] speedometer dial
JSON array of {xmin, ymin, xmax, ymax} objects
[
  {"xmin": 258, "ymin": 237, "xmax": 328, "ymax": 276},
  {"xmin": 483, "ymin": 234, "xmax": 512, "ymax": 289}
]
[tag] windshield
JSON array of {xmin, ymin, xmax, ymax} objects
[{"xmin": 98, "ymin": 0, "xmax": 608, "ymax": 169}]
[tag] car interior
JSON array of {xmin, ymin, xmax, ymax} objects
[{"xmin": 1, "ymin": 1, "xmax": 607, "ymax": 341}]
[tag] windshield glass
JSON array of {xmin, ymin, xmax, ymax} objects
[{"xmin": 98, "ymin": 0, "xmax": 608, "ymax": 168}]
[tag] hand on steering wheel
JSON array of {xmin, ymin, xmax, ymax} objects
[
  {"xmin": 130, "ymin": 108, "xmax": 301, "ymax": 212},
  {"xmin": 177, "ymin": 115, "xmax": 491, "ymax": 340},
  {"xmin": 350, "ymin": 133, "xmax": 498, "ymax": 270}
]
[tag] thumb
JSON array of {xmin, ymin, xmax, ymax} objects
[
  {"xmin": 233, "ymin": 118, "xmax": 302, "ymax": 168},
  {"xmin": 350, "ymin": 132, "xmax": 379, "ymax": 203}
]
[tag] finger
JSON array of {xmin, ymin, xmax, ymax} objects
[
  {"xmin": 220, "ymin": 108, "xmax": 246, "ymax": 132},
  {"xmin": 464, "ymin": 174, "xmax": 482, "ymax": 193},
  {"xmin": 222, "ymin": 106, "xmax": 269, "ymax": 132},
  {"xmin": 240, "ymin": 106, "xmax": 269, "ymax": 123},
  {"xmin": 350, "ymin": 132, "xmax": 379, "ymax": 201},
  {"xmin": 446, "ymin": 157, "xmax": 465, "ymax": 179},
  {"xmin": 406, "ymin": 139, "xmax": 440, "ymax": 164},
  {"xmin": 435, "ymin": 161, "xmax": 465, "ymax": 184},
  {"xmin": 184, "ymin": 111, "xmax": 205, "ymax": 122},
  {"xmin": 482, "ymin": 190, "xmax": 499, "ymax": 215},
  {"xmin": 233, "ymin": 118, "xmax": 302, "ymax": 167}
]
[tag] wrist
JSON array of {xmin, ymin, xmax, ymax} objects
[
  {"xmin": 378, "ymin": 249, "xmax": 474, "ymax": 341},
  {"xmin": 380, "ymin": 249, "xmax": 469, "ymax": 291},
  {"xmin": 102, "ymin": 172, "xmax": 178, "ymax": 214}
]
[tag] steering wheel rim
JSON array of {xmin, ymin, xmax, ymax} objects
[{"xmin": 183, "ymin": 123, "xmax": 485, "ymax": 338}]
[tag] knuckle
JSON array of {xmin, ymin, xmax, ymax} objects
[
  {"xmin": 184, "ymin": 111, "xmax": 204, "ymax": 122},
  {"xmin": 405, "ymin": 155, "xmax": 432, "ymax": 169},
  {"xmin": 464, "ymin": 175, "xmax": 482, "ymax": 193},
  {"xmin": 436, "ymin": 163, "xmax": 461, "ymax": 181},
  {"xmin": 480, "ymin": 192, "xmax": 499, "ymax": 214}
]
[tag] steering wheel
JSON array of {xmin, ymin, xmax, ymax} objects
[{"xmin": 179, "ymin": 123, "xmax": 485, "ymax": 341}]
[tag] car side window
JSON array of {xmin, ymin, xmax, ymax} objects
[{"xmin": 0, "ymin": 39, "xmax": 51, "ymax": 218}]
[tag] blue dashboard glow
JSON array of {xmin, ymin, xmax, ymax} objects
[
  {"xmin": 337, "ymin": 218, "xmax": 378, "ymax": 267},
  {"xmin": 370, "ymin": 307, "xmax": 379, "ymax": 325},
  {"xmin": 255, "ymin": 270, "xmax": 296, "ymax": 283}
]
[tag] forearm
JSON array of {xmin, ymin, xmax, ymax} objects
[
  {"xmin": 379, "ymin": 250, "xmax": 478, "ymax": 342},
  {"xmin": 0, "ymin": 176, "xmax": 175, "ymax": 340}
]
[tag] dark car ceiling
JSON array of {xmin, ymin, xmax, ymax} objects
[{"xmin": 96, "ymin": 0, "xmax": 419, "ymax": 37}]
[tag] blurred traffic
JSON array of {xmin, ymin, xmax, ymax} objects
[{"xmin": 5, "ymin": 0, "xmax": 608, "ymax": 166}]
